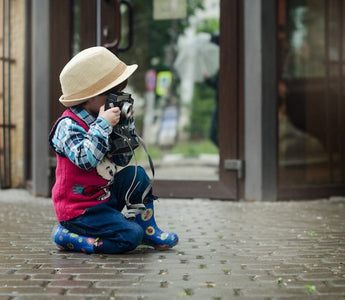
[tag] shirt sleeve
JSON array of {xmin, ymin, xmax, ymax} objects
[{"xmin": 51, "ymin": 116, "xmax": 112, "ymax": 170}]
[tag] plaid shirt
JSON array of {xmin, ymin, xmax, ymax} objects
[{"xmin": 50, "ymin": 106, "xmax": 134, "ymax": 170}]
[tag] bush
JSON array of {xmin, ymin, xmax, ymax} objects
[{"xmin": 186, "ymin": 82, "xmax": 216, "ymax": 140}]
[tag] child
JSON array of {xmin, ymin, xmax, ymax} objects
[{"xmin": 49, "ymin": 46, "xmax": 178, "ymax": 254}]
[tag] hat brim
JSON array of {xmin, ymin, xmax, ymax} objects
[{"xmin": 59, "ymin": 64, "xmax": 138, "ymax": 107}]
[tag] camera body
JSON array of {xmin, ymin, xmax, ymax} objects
[
  {"xmin": 105, "ymin": 92, "xmax": 134, "ymax": 122},
  {"xmin": 105, "ymin": 92, "xmax": 138, "ymax": 154}
]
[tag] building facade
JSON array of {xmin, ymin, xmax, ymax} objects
[{"xmin": 0, "ymin": 0, "xmax": 344, "ymax": 201}]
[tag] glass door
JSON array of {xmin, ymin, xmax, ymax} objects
[
  {"xmin": 117, "ymin": 0, "xmax": 241, "ymax": 199},
  {"xmin": 277, "ymin": 0, "xmax": 345, "ymax": 197},
  {"xmin": 122, "ymin": 1, "xmax": 220, "ymax": 182},
  {"xmin": 50, "ymin": 0, "xmax": 242, "ymax": 199}
]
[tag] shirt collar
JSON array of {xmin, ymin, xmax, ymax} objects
[{"xmin": 70, "ymin": 106, "xmax": 96, "ymax": 127}]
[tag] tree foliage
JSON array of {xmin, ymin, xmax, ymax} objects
[{"xmin": 119, "ymin": 0, "xmax": 205, "ymax": 94}]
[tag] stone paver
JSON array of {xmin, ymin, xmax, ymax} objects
[{"xmin": 0, "ymin": 189, "xmax": 344, "ymax": 299}]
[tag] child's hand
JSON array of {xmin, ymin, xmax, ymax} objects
[{"xmin": 99, "ymin": 105, "xmax": 121, "ymax": 127}]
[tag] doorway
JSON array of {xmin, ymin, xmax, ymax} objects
[{"xmin": 48, "ymin": 0, "xmax": 243, "ymax": 200}]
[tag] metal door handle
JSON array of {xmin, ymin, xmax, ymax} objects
[
  {"xmin": 103, "ymin": 0, "xmax": 121, "ymax": 50},
  {"xmin": 103, "ymin": 0, "xmax": 133, "ymax": 52},
  {"xmin": 117, "ymin": 0, "xmax": 133, "ymax": 52}
]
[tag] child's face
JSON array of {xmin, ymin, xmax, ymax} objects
[{"xmin": 84, "ymin": 95, "xmax": 108, "ymax": 117}]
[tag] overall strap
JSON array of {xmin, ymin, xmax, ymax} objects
[
  {"xmin": 49, "ymin": 109, "xmax": 89, "ymax": 155},
  {"xmin": 61, "ymin": 109, "xmax": 89, "ymax": 131}
]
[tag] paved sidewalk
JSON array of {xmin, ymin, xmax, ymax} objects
[{"xmin": 0, "ymin": 189, "xmax": 344, "ymax": 299}]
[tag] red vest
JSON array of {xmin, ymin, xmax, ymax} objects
[{"xmin": 50, "ymin": 109, "xmax": 115, "ymax": 221}]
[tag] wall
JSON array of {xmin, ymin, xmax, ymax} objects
[
  {"xmin": 11, "ymin": 0, "xmax": 25, "ymax": 187},
  {"xmin": 244, "ymin": 0, "xmax": 277, "ymax": 201},
  {"xmin": 0, "ymin": 0, "xmax": 25, "ymax": 187}
]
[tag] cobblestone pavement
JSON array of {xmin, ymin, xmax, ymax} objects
[{"xmin": 0, "ymin": 189, "xmax": 344, "ymax": 299}]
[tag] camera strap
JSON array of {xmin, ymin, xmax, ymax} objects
[{"xmin": 115, "ymin": 130, "xmax": 155, "ymax": 220}]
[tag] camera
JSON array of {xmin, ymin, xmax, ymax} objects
[
  {"xmin": 105, "ymin": 91, "xmax": 139, "ymax": 154},
  {"xmin": 105, "ymin": 92, "xmax": 134, "ymax": 121}
]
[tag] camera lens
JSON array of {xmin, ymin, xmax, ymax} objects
[{"xmin": 121, "ymin": 102, "xmax": 132, "ymax": 119}]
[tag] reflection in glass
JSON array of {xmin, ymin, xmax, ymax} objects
[
  {"xmin": 278, "ymin": 0, "xmax": 345, "ymax": 186},
  {"xmin": 119, "ymin": 0, "xmax": 220, "ymax": 181}
]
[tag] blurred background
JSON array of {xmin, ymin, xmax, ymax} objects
[{"xmin": 0, "ymin": 0, "xmax": 344, "ymax": 200}]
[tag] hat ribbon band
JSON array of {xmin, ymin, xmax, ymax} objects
[{"xmin": 63, "ymin": 62, "xmax": 127, "ymax": 101}]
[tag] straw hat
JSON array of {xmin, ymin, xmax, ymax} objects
[{"xmin": 59, "ymin": 46, "xmax": 138, "ymax": 107}]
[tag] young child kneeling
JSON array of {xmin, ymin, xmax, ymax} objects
[{"xmin": 49, "ymin": 47, "xmax": 178, "ymax": 254}]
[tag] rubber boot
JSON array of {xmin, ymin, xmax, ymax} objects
[
  {"xmin": 135, "ymin": 201, "xmax": 178, "ymax": 250},
  {"xmin": 51, "ymin": 225, "xmax": 101, "ymax": 254}
]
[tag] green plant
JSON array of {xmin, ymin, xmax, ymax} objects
[
  {"xmin": 305, "ymin": 285, "xmax": 316, "ymax": 293},
  {"xmin": 134, "ymin": 145, "xmax": 163, "ymax": 162},
  {"xmin": 171, "ymin": 140, "xmax": 218, "ymax": 157},
  {"xmin": 185, "ymin": 82, "xmax": 216, "ymax": 140}
]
